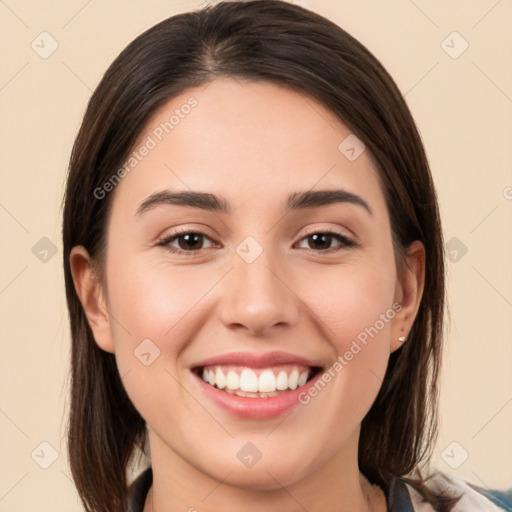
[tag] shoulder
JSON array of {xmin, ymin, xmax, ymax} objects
[
  {"xmin": 398, "ymin": 470, "xmax": 510, "ymax": 511},
  {"xmin": 127, "ymin": 466, "xmax": 153, "ymax": 512}
]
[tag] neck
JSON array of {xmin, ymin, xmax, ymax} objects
[{"xmin": 143, "ymin": 428, "xmax": 387, "ymax": 512}]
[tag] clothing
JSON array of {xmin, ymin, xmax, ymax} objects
[{"xmin": 127, "ymin": 466, "xmax": 510, "ymax": 511}]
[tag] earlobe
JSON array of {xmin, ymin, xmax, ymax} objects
[
  {"xmin": 391, "ymin": 240, "xmax": 426, "ymax": 353},
  {"xmin": 69, "ymin": 246, "xmax": 115, "ymax": 354}
]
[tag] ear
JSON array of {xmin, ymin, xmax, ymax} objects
[
  {"xmin": 69, "ymin": 246, "xmax": 115, "ymax": 353},
  {"xmin": 390, "ymin": 240, "xmax": 425, "ymax": 353}
]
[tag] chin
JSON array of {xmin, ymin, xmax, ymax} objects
[{"xmin": 203, "ymin": 456, "xmax": 312, "ymax": 491}]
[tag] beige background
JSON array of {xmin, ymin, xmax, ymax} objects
[{"xmin": 1, "ymin": 0, "xmax": 511, "ymax": 510}]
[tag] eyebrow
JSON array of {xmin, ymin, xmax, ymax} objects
[{"xmin": 135, "ymin": 188, "xmax": 373, "ymax": 217}]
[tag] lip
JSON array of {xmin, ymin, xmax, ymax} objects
[
  {"xmin": 191, "ymin": 350, "xmax": 321, "ymax": 370},
  {"xmin": 190, "ymin": 351, "xmax": 324, "ymax": 420}
]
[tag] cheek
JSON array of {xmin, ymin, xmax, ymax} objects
[
  {"xmin": 302, "ymin": 256, "xmax": 397, "ymax": 415},
  {"xmin": 296, "ymin": 265, "xmax": 396, "ymax": 436},
  {"xmin": 103, "ymin": 256, "xmax": 208, "ymax": 427},
  {"xmin": 105, "ymin": 255, "xmax": 212, "ymax": 346},
  {"xmin": 304, "ymin": 258, "xmax": 397, "ymax": 345}
]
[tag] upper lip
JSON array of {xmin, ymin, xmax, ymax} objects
[{"xmin": 191, "ymin": 351, "xmax": 323, "ymax": 370}]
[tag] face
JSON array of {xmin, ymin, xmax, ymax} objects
[{"xmin": 72, "ymin": 77, "xmax": 424, "ymax": 489}]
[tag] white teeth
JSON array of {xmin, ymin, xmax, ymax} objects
[
  {"xmin": 215, "ymin": 367, "xmax": 226, "ymax": 389},
  {"xmin": 234, "ymin": 389, "xmax": 279, "ymax": 398},
  {"xmin": 258, "ymin": 369, "xmax": 276, "ymax": 392},
  {"xmin": 226, "ymin": 370, "xmax": 240, "ymax": 390},
  {"xmin": 288, "ymin": 370, "xmax": 299, "ymax": 390},
  {"xmin": 240, "ymin": 368, "xmax": 259, "ymax": 392},
  {"xmin": 298, "ymin": 370, "xmax": 308, "ymax": 387},
  {"xmin": 200, "ymin": 366, "xmax": 312, "ymax": 394},
  {"xmin": 276, "ymin": 370, "xmax": 288, "ymax": 390}
]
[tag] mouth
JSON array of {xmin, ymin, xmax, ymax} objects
[
  {"xmin": 192, "ymin": 364, "xmax": 323, "ymax": 399},
  {"xmin": 189, "ymin": 351, "xmax": 324, "ymax": 418}
]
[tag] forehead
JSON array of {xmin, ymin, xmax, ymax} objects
[{"xmin": 109, "ymin": 77, "xmax": 386, "ymax": 219}]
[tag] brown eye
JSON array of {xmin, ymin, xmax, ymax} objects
[
  {"xmin": 296, "ymin": 231, "xmax": 356, "ymax": 252},
  {"xmin": 158, "ymin": 231, "xmax": 216, "ymax": 254}
]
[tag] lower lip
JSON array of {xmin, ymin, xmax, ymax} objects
[{"xmin": 192, "ymin": 370, "xmax": 323, "ymax": 420}]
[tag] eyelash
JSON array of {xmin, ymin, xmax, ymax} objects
[{"xmin": 156, "ymin": 227, "xmax": 358, "ymax": 255}]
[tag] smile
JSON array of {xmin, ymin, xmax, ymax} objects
[
  {"xmin": 198, "ymin": 365, "xmax": 318, "ymax": 398},
  {"xmin": 190, "ymin": 351, "xmax": 324, "ymax": 419}
]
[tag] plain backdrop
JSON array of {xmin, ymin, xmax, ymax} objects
[{"xmin": 0, "ymin": 0, "xmax": 511, "ymax": 510}]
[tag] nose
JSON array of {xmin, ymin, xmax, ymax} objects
[{"xmin": 217, "ymin": 245, "xmax": 301, "ymax": 337}]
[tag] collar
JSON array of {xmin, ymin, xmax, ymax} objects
[{"xmin": 127, "ymin": 467, "xmax": 415, "ymax": 511}]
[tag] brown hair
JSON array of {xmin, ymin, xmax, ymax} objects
[{"xmin": 62, "ymin": 1, "xmax": 459, "ymax": 511}]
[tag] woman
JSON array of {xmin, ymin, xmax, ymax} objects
[{"xmin": 61, "ymin": 1, "xmax": 507, "ymax": 511}]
